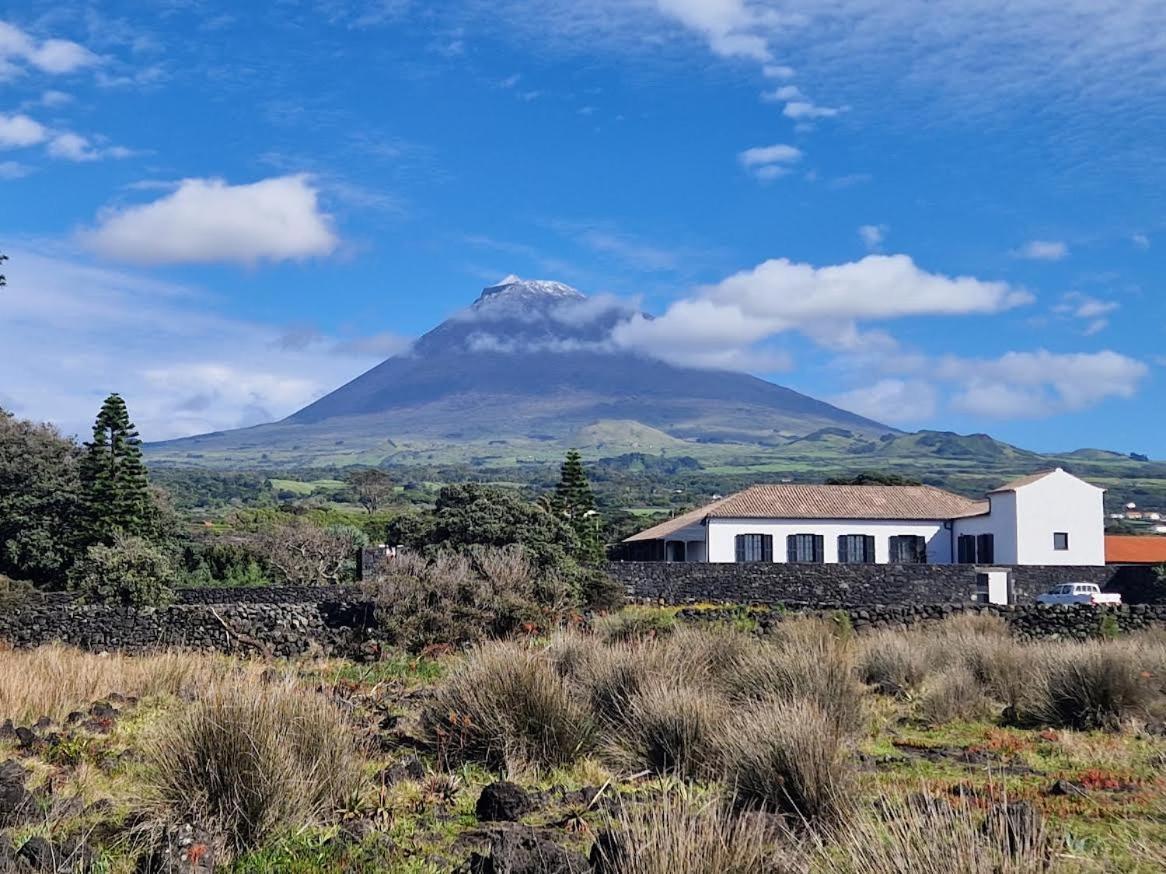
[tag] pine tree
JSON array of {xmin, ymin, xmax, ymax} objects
[
  {"xmin": 80, "ymin": 394, "xmax": 151, "ymax": 545},
  {"xmin": 553, "ymin": 449, "xmax": 603, "ymax": 562}
]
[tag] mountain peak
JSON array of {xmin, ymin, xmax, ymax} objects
[{"xmin": 474, "ymin": 275, "xmax": 586, "ymax": 307}]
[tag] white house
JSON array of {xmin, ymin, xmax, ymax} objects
[{"xmin": 620, "ymin": 469, "xmax": 1104, "ymax": 567}]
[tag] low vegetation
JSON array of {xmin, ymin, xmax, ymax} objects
[{"xmin": 2, "ymin": 613, "xmax": 1166, "ymax": 871}]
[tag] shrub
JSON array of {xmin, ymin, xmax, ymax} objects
[
  {"xmin": 817, "ymin": 792, "xmax": 1052, "ymax": 873},
  {"xmin": 917, "ymin": 666, "xmax": 991, "ymax": 726},
  {"xmin": 1025, "ymin": 642, "xmax": 1156, "ymax": 730},
  {"xmin": 68, "ymin": 533, "xmax": 175, "ymax": 607},
  {"xmin": 857, "ymin": 632, "xmax": 929, "ymax": 698},
  {"xmin": 610, "ymin": 679, "xmax": 726, "ymax": 779},
  {"xmin": 583, "ymin": 644, "xmax": 656, "ymax": 725},
  {"xmin": 368, "ymin": 546, "xmax": 562, "ymax": 651},
  {"xmin": 963, "ymin": 636, "xmax": 1032, "ymax": 713},
  {"xmin": 721, "ymin": 699, "xmax": 856, "ymax": 827},
  {"xmin": 594, "ymin": 795, "xmax": 801, "ymax": 874},
  {"xmin": 148, "ymin": 680, "xmax": 362, "ymax": 855},
  {"xmin": 664, "ymin": 627, "xmax": 755, "ymax": 687},
  {"xmin": 723, "ymin": 638, "xmax": 866, "ymax": 736},
  {"xmin": 420, "ymin": 642, "xmax": 595, "ymax": 772},
  {"xmin": 595, "ymin": 607, "xmax": 676, "ymax": 644}
]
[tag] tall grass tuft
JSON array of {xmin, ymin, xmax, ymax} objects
[
  {"xmin": 593, "ymin": 795, "xmax": 801, "ymax": 874},
  {"xmin": 816, "ymin": 791, "xmax": 1052, "ymax": 873},
  {"xmin": 917, "ymin": 665, "xmax": 991, "ymax": 726},
  {"xmin": 147, "ymin": 679, "xmax": 362, "ymax": 856},
  {"xmin": 1025, "ymin": 641, "xmax": 1155, "ymax": 730},
  {"xmin": 720, "ymin": 698, "xmax": 855, "ymax": 827},
  {"xmin": 609, "ymin": 679, "xmax": 726, "ymax": 779},
  {"xmin": 857, "ymin": 632, "xmax": 929, "ymax": 698},
  {"xmin": 420, "ymin": 641, "xmax": 595, "ymax": 772}
]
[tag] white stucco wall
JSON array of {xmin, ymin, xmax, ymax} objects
[
  {"xmin": 1010, "ymin": 470, "xmax": 1105, "ymax": 565},
  {"xmin": 953, "ymin": 492, "xmax": 1019, "ymax": 564},
  {"xmin": 706, "ymin": 518, "xmax": 952, "ymax": 564}
]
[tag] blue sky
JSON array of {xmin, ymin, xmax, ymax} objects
[{"xmin": 1, "ymin": 0, "xmax": 1163, "ymax": 454}]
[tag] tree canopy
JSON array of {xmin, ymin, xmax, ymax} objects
[{"xmin": 80, "ymin": 393, "xmax": 152, "ymax": 545}]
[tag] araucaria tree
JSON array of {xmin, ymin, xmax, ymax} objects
[
  {"xmin": 554, "ymin": 449, "xmax": 603, "ymax": 563},
  {"xmin": 80, "ymin": 393, "xmax": 151, "ymax": 545}
]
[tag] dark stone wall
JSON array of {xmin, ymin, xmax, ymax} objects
[
  {"xmin": 0, "ymin": 600, "xmax": 377, "ymax": 657},
  {"xmin": 607, "ymin": 561, "xmax": 1122, "ymax": 607},
  {"xmin": 678, "ymin": 602, "xmax": 1166, "ymax": 642}
]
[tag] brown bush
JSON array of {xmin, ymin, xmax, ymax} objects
[
  {"xmin": 720, "ymin": 698, "xmax": 856, "ymax": 827},
  {"xmin": 917, "ymin": 666, "xmax": 991, "ymax": 726},
  {"xmin": 857, "ymin": 631, "xmax": 929, "ymax": 698},
  {"xmin": 147, "ymin": 679, "xmax": 362, "ymax": 855},
  {"xmin": 609, "ymin": 679, "xmax": 726, "ymax": 780},
  {"xmin": 1023, "ymin": 641, "xmax": 1157, "ymax": 730},
  {"xmin": 420, "ymin": 642, "xmax": 595, "ymax": 772},
  {"xmin": 593, "ymin": 795, "xmax": 801, "ymax": 874}
]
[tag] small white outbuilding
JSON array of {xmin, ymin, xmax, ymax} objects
[{"xmin": 621, "ymin": 468, "xmax": 1104, "ymax": 567}]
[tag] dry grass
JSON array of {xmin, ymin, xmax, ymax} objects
[
  {"xmin": 595, "ymin": 795, "xmax": 802, "ymax": 874},
  {"xmin": 917, "ymin": 665, "xmax": 992, "ymax": 726},
  {"xmin": 723, "ymin": 636, "xmax": 866, "ymax": 735},
  {"xmin": 814, "ymin": 791, "xmax": 1055, "ymax": 874},
  {"xmin": 721, "ymin": 698, "xmax": 856, "ymax": 827},
  {"xmin": 146, "ymin": 676, "xmax": 362, "ymax": 856},
  {"xmin": 419, "ymin": 641, "xmax": 596, "ymax": 772},
  {"xmin": 858, "ymin": 632, "xmax": 929, "ymax": 698},
  {"xmin": 609, "ymin": 679, "xmax": 726, "ymax": 779},
  {"xmin": 0, "ymin": 644, "xmax": 254, "ymax": 724},
  {"xmin": 1024, "ymin": 641, "xmax": 1158, "ymax": 730}
]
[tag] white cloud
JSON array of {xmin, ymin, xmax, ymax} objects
[
  {"xmin": 1015, "ymin": 239, "xmax": 1069, "ymax": 261},
  {"xmin": 762, "ymin": 64, "xmax": 795, "ymax": 78},
  {"xmin": 761, "ymin": 84, "xmax": 802, "ymax": 102},
  {"xmin": 47, "ymin": 132, "xmax": 132, "ymax": 162},
  {"xmin": 612, "ymin": 253, "xmax": 1031, "ymax": 370},
  {"xmin": 0, "ymin": 160, "xmax": 31, "ymax": 179},
  {"xmin": 654, "ymin": 0, "xmax": 773, "ymax": 61},
  {"xmin": 1052, "ymin": 292, "xmax": 1118, "ymax": 335},
  {"xmin": 829, "ymin": 378, "xmax": 938, "ymax": 424},
  {"xmin": 783, "ymin": 100, "xmax": 844, "ymax": 120},
  {"xmin": 0, "ymin": 21, "xmax": 98, "ymax": 78},
  {"xmin": 1133, "ymin": 233, "xmax": 1150, "ymax": 250},
  {"xmin": 81, "ymin": 175, "xmax": 339, "ymax": 266},
  {"xmin": 738, "ymin": 142, "xmax": 802, "ymax": 179},
  {"xmin": 0, "ymin": 247, "xmax": 398, "ymax": 440},
  {"xmin": 942, "ymin": 349, "xmax": 1146, "ymax": 419},
  {"xmin": 858, "ymin": 224, "xmax": 887, "ymax": 250},
  {"xmin": 0, "ymin": 113, "xmax": 47, "ymax": 148}
]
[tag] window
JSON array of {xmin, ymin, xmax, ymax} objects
[
  {"xmin": 1053, "ymin": 532, "xmax": 1069, "ymax": 551},
  {"xmin": 735, "ymin": 533, "xmax": 773, "ymax": 563},
  {"xmin": 977, "ymin": 534, "xmax": 995, "ymax": 564},
  {"xmin": 787, "ymin": 534, "xmax": 824, "ymax": 563},
  {"xmin": 889, "ymin": 535, "xmax": 927, "ymax": 564},
  {"xmin": 838, "ymin": 534, "xmax": 876, "ymax": 564},
  {"xmin": 958, "ymin": 533, "xmax": 995, "ymax": 564}
]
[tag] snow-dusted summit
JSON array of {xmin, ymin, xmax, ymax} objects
[{"xmin": 474, "ymin": 275, "xmax": 586, "ymax": 307}]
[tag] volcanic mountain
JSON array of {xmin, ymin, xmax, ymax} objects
[{"xmin": 148, "ymin": 277, "xmax": 893, "ymax": 466}]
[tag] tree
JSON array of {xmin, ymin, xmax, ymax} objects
[
  {"xmin": 0, "ymin": 252, "xmax": 7, "ymax": 287},
  {"xmin": 347, "ymin": 468, "xmax": 394, "ymax": 514},
  {"xmin": 79, "ymin": 394, "xmax": 151, "ymax": 545},
  {"xmin": 0, "ymin": 409, "xmax": 84, "ymax": 586},
  {"xmin": 69, "ymin": 534, "xmax": 176, "ymax": 607},
  {"xmin": 251, "ymin": 518, "xmax": 369, "ymax": 585},
  {"xmin": 826, "ymin": 471, "xmax": 922, "ymax": 486},
  {"xmin": 553, "ymin": 449, "xmax": 603, "ymax": 563}
]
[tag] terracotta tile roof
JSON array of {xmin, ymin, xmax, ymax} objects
[
  {"xmin": 988, "ymin": 469, "xmax": 1060, "ymax": 493},
  {"xmin": 1105, "ymin": 535, "xmax": 1166, "ymax": 565},
  {"xmin": 624, "ymin": 484, "xmax": 988, "ymax": 541},
  {"xmin": 624, "ymin": 497, "xmax": 732, "ymax": 542},
  {"xmin": 707, "ymin": 484, "xmax": 989, "ymax": 521}
]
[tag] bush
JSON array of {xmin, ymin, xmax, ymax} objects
[
  {"xmin": 721, "ymin": 698, "xmax": 855, "ymax": 827},
  {"xmin": 594, "ymin": 795, "xmax": 800, "ymax": 874},
  {"xmin": 610, "ymin": 679, "xmax": 725, "ymax": 779},
  {"xmin": 148, "ymin": 680, "xmax": 362, "ymax": 855},
  {"xmin": 858, "ymin": 632, "xmax": 929, "ymax": 698},
  {"xmin": 917, "ymin": 666, "xmax": 991, "ymax": 726},
  {"xmin": 817, "ymin": 792, "xmax": 1052, "ymax": 873},
  {"xmin": 724, "ymin": 637, "xmax": 866, "ymax": 736},
  {"xmin": 368, "ymin": 546, "xmax": 565, "ymax": 652},
  {"xmin": 68, "ymin": 534, "xmax": 175, "ymax": 607},
  {"xmin": 962, "ymin": 637, "xmax": 1032, "ymax": 713},
  {"xmin": 1025, "ymin": 642, "xmax": 1156, "ymax": 730},
  {"xmin": 420, "ymin": 642, "xmax": 595, "ymax": 772},
  {"xmin": 582, "ymin": 644, "xmax": 656, "ymax": 725}
]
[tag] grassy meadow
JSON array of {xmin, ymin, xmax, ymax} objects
[{"xmin": 2, "ymin": 613, "xmax": 1166, "ymax": 872}]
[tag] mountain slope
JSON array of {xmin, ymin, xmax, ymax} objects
[{"xmin": 148, "ymin": 276, "xmax": 894, "ymax": 466}]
